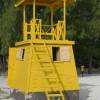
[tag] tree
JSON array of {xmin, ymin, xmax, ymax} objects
[
  {"xmin": 0, "ymin": 0, "xmax": 20, "ymax": 72},
  {"xmin": 68, "ymin": 0, "xmax": 100, "ymax": 73}
]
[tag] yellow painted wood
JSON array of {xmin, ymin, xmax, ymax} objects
[
  {"xmin": 8, "ymin": 0, "xmax": 80, "ymax": 100},
  {"xmin": 8, "ymin": 48, "xmax": 16, "ymax": 88},
  {"xmin": 64, "ymin": 0, "xmax": 66, "ymax": 40},
  {"xmin": 8, "ymin": 44, "xmax": 80, "ymax": 92}
]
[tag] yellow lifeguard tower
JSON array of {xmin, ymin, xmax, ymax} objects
[{"xmin": 8, "ymin": 0, "xmax": 80, "ymax": 100}]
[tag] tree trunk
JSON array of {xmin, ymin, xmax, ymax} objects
[
  {"xmin": 88, "ymin": 56, "xmax": 93, "ymax": 74},
  {"xmin": 0, "ymin": 55, "xmax": 7, "ymax": 73}
]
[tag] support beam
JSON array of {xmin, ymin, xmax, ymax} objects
[
  {"xmin": 33, "ymin": 0, "xmax": 35, "ymax": 20},
  {"xmin": 23, "ymin": 5, "xmax": 26, "ymax": 41},
  {"xmin": 64, "ymin": 0, "xmax": 66, "ymax": 40},
  {"xmin": 51, "ymin": 8, "xmax": 53, "ymax": 26},
  {"xmin": 23, "ymin": 5, "xmax": 26, "ymax": 24},
  {"xmin": 32, "ymin": 0, "xmax": 36, "ymax": 40}
]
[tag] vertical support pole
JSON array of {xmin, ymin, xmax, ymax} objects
[
  {"xmin": 23, "ymin": 5, "xmax": 26, "ymax": 41},
  {"xmin": 64, "ymin": 0, "xmax": 66, "ymax": 40},
  {"xmin": 39, "ymin": 20, "xmax": 42, "ymax": 39},
  {"xmin": 51, "ymin": 7, "xmax": 54, "ymax": 40},
  {"xmin": 33, "ymin": 0, "xmax": 35, "ymax": 20},
  {"xmin": 32, "ymin": 0, "xmax": 36, "ymax": 40},
  {"xmin": 51, "ymin": 8, "xmax": 53, "ymax": 26}
]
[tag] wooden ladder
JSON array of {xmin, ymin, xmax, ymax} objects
[{"xmin": 33, "ymin": 43, "xmax": 65, "ymax": 100}]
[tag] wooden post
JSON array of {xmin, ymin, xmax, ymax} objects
[
  {"xmin": 33, "ymin": 0, "xmax": 35, "ymax": 20},
  {"xmin": 64, "ymin": 0, "xmax": 66, "ymax": 40},
  {"xmin": 32, "ymin": 0, "xmax": 36, "ymax": 40},
  {"xmin": 23, "ymin": 5, "xmax": 26, "ymax": 41},
  {"xmin": 51, "ymin": 8, "xmax": 53, "ymax": 26}
]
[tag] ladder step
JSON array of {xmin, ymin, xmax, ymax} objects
[
  {"xmin": 35, "ymin": 52, "xmax": 48, "ymax": 55},
  {"xmin": 48, "ymin": 79, "xmax": 59, "ymax": 83},
  {"xmin": 41, "ymin": 63, "xmax": 53, "ymax": 67},
  {"xmin": 41, "ymin": 65, "xmax": 52, "ymax": 67},
  {"xmin": 43, "ymin": 70, "xmax": 53, "ymax": 74},
  {"xmin": 35, "ymin": 56, "xmax": 51, "ymax": 60},
  {"xmin": 41, "ymin": 67, "xmax": 54, "ymax": 70},
  {"xmin": 34, "ymin": 48, "xmax": 46, "ymax": 52},
  {"xmin": 47, "ymin": 94, "xmax": 63, "ymax": 97},
  {"xmin": 44, "ymin": 76, "xmax": 57, "ymax": 79},
  {"xmin": 43, "ymin": 70, "xmax": 53, "ymax": 73},
  {"xmin": 32, "ymin": 60, "xmax": 50, "ymax": 63},
  {"xmin": 49, "ymin": 85, "xmax": 62, "ymax": 88},
  {"xmin": 39, "ymin": 60, "xmax": 51, "ymax": 63}
]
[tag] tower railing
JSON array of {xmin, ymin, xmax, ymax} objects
[{"xmin": 23, "ymin": 19, "xmax": 64, "ymax": 41}]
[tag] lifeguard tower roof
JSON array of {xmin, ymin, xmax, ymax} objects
[{"xmin": 15, "ymin": 0, "xmax": 75, "ymax": 8}]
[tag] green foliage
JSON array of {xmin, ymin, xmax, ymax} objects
[
  {"xmin": 68, "ymin": 0, "xmax": 100, "ymax": 70},
  {"xmin": 0, "ymin": 0, "xmax": 19, "ymax": 56}
]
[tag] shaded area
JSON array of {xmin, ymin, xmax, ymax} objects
[{"xmin": 79, "ymin": 83, "xmax": 97, "ymax": 100}]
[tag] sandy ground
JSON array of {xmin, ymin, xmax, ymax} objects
[
  {"xmin": 0, "ymin": 74, "xmax": 100, "ymax": 100},
  {"xmin": 79, "ymin": 74, "xmax": 100, "ymax": 100}
]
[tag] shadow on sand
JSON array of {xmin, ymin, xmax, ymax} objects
[
  {"xmin": 1, "ymin": 83, "xmax": 93, "ymax": 100},
  {"xmin": 79, "ymin": 83, "xmax": 96, "ymax": 100}
]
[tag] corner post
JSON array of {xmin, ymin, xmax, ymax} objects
[
  {"xmin": 51, "ymin": 7, "xmax": 54, "ymax": 40},
  {"xmin": 51, "ymin": 8, "xmax": 53, "ymax": 26},
  {"xmin": 33, "ymin": 0, "xmax": 35, "ymax": 20},
  {"xmin": 32, "ymin": 0, "xmax": 36, "ymax": 40},
  {"xmin": 23, "ymin": 4, "xmax": 26, "ymax": 41},
  {"xmin": 64, "ymin": 0, "xmax": 66, "ymax": 40}
]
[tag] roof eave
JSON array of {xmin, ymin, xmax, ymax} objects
[
  {"xmin": 15, "ymin": 0, "xmax": 24, "ymax": 7},
  {"xmin": 15, "ymin": 0, "xmax": 76, "ymax": 7}
]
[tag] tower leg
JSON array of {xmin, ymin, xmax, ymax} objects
[
  {"xmin": 31, "ymin": 92, "xmax": 47, "ymax": 100},
  {"xmin": 64, "ymin": 91, "xmax": 79, "ymax": 100},
  {"xmin": 10, "ymin": 91, "xmax": 79, "ymax": 100},
  {"xmin": 11, "ymin": 89, "xmax": 25, "ymax": 100}
]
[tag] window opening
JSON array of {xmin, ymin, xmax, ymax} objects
[
  {"xmin": 26, "ymin": 5, "xmax": 33, "ymax": 23},
  {"xmin": 52, "ymin": 47, "xmax": 60, "ymax": 61},
  {"xmin": 16, "ymin": 48, "xmax": 25, "ymax": 60},
  {"xmin": 22, "ymin": 49, "xmax": 25, "ymax": 59},
  {"xmin": 52, "ymin": 46, "xmax": 71, "ymax": 62}
]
